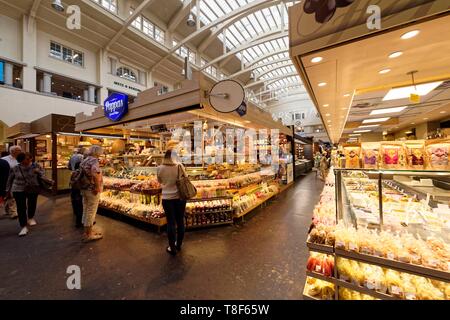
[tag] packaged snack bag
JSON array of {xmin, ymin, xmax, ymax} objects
[
  {"xmin": 425, "ymin": 139, "xmax": 450, "ymax": 170},
  {"xmin": 361, "ymin": 142, "xmax": 380, "ymax": 169},
  {"xmin": 344, "ymin": 145, "xmax": 361, "ymax": 169},
  {"xmin": 380, "ymin": 142, "xmax": 406, "ymax": 169},
  {"xmin": 404, "ymin": 140, "xmax": 426, "ymax": 169}
]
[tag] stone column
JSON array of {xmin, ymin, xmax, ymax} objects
[
  {"xmin": 22, "ymin": 15, "xmax": 37, "ymax": 91},
  {"xmin": 43, "ymin": 73, "xmax": 52, "ymax": 93},
  {"xmin": 88, "ymin": 85, "xmax": 96, "ymax": 103},
  {"xmin": 83, "ymin": 89, "xmax": 89, "ymax": 102}
]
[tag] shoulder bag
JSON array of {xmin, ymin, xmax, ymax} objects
[{"xmin": 176, "ymin": 164, "xmax": 197, "ymax": 200}]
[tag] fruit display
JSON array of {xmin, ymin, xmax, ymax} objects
[
  {"xmin": 306, "ymin": 253, "xmax": 335, "ymax": 277},
  {"xmin": 336, "ymin": 257, "xmax": 449, "ymax": 300},
  {"xmin": 304, "ymin": 277, "xmax": 335, "ymax": 300},
  {"xmin": 192, "ymin": 180, "xmax": 230, "ymax": 198},
  {"xmin": 103, "ymin": 177, "xmax": 136, "ymax": 190},
  {"xmin": 229, "ymin": 173, "xmax": 262, "ymax": 189},
  {"xmin": 186, "ymin": 199, "xmax": 232, "ymax": 214},
  {"xmin": 130, "ymin": 179, "xmax": 161, "ymax": 192}
]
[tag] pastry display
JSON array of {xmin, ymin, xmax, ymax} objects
[
  {"xmin": 380, "ymin": 142, "xmax": 406, "ymax": 169},
  {"xmin": 306, "ymin": 253, "xmax": 335, "ymax": 277},
  {"xmin": 362, "ymin": 143, "xmax": 380, "ymax": 169},
  {"xmin": 186, "ymin": 199, "xmax": 232, "ymax": 214},
  {"xmin": 304, "ymin": 277, "xmax": 335, "ymax": 300},
  {"xmin": 405, "ymin": 141, "xmax": 425, "ymax": 169},
  {"xmin": 336, "ymin": 257, "xmax": 448, "ymax": 300}
]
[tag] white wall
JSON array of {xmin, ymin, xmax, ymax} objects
[
  {"xmin": 36, "ymin": 30, "xmax": 97, "ymax": 84},
  {"xmin": 0, "ymin": 86, "xmax": 96, "ymax": 126},
  {"xmin": 0, "ymin": 14, "xmax": 22, "ymax": 62}
]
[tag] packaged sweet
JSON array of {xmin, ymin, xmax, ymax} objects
[
  {"xmin": 361, "ymin": 143, "xmax": 380, "ymax": 169},
  {"xmin": 380, "ymin": 142, "xmax": 406, "ymax": 169},
  {"xmin": 404, "ymin": 141, "xmax": 426, "ymax": 169},
  {"xmin": 425, "ymin": 140, "xmax": 450, "ymax": 170},
  {"xmin": 344, "ymin": 145, "xmax": 361, "ymax": 169}
]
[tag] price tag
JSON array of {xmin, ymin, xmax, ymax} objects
[
  {"xmin": 405, "ymin": 293, "xmax": 416, "ymax": 300},
  {"xmin": 349, "ymin": 242, "xmax": 358, "ymax": 252},
  {"xmin": 315, "ymin": 265, "xmax": 322, "ymax": 273},
  {"xmin": 390, "ymin": 286, "xmax": 402, "ymax": 296},
  {"xmin": 387, "ymin": 252, "xmax": 395, "ymax": 260}
]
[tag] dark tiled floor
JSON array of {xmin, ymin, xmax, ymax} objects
[{"xmin": 0, "ymin": 172, "xmax": 323, "ymax": 300}]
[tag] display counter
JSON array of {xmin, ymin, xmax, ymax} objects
[
  {"xmin": 98, "ymin": 165, "xmax": 283, "ymax": 230},
  {"xmin": 295, "ymin": 159, "xmax": 312, "ymax": 178},
  {"xmin": 303, "ymin": 168, "xmax": 450, "ymax": 300}
]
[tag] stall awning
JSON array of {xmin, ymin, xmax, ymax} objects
[{"xmin": 15, "ymin": 133, "xmax": 40, "ymax": 139}]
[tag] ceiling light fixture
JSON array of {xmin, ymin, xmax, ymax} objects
[
  {"xmin": 311, "ymin": 57, "xmax": 323, "ymax": 63},
  {"xmin": 318, "ymin": 82, "xmax": 327, "ymax": 87},
  {"xmin": 51, "ymin": 0, "xmax": 64, "ymax": 12},
  {"xmin": 401, "ymin": 30, "xmax": 420, "ymax": 40},
  {"xmin": 379, "ymin": 68, "xmax": 391, "ymax": 74},
  {"xmin": 370, "ymin": 106, "xmax": 407, "ymax": 115},
  {"xmin": 359, "ymin": 124, "xmax": 380, "ymax": 128},
  {"xmin": 325, "ymin": 113, "xmax": 331, "ymax": 117},
  {"xmin": 186, "ymin": 13, "xmax": 196, "ymax": 27},
  {"xmin": 343, "ymin": 93, "xmax": 350, "ymax": 97},
  {"xmin": 323, "ymin": 104, "xmax": 329, "ymax": 107},
  {"xmin": 383, "ymin": 81, "xmax": 443, "ymax": 101},
  {"xmin": 354, "ymin": 130, "xmax": 372, "ymax": 133},
  {"xmin": 389, "ymin": 51, "xmax": 403, "ymax": 59},
  {"xmin": 362, "ymin": 117, "xmax": 390, "ymax": 124},
  {"xmin": 424, "ymin": 118, "xmax": 429, "ymax": 120},
  {"xmin": 440, "ymin": 111, "xmax": 446, "ymax": 114},
  {"xmin": 349, "ymin": 134, "xmax": 361, "ymax": 137}
]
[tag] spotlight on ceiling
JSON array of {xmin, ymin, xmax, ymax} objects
[
  {"xmin": 51, "ymin": 0, "xmax": 65, "ymax": 12},
  {"xmin": 186, "ymin": 13, "xmax": 196, "ymax": 27}
]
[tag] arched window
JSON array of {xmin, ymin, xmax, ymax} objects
[{"xmin": 116, "ymin": 67, "xmax": 137, "ymax": 82}]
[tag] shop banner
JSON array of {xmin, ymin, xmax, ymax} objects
[
  {"xmin": 104, "ymin": 92, "xmax": 128, "ymax": 122},
  {"xmin": 0, "ymin": 61, "xmax": 4, "ymax": 84}
]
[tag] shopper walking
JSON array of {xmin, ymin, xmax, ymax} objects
[
  {"xmin": 157, "ymin": 148, "xmax": 187, "ymax": 256},
  {"xmin": 69, "ymin": 148, "xmax": 84, "ymax": 228},
  {"xmin": 319, "ymin": 152, "xmax": 329, "ymax": 182},
  {"xmin": 0, "ymin": 158, "xmax": 10, "ymax": 216},
  {"xmin": 6, "ymin": 152, "xmax": 43, "ymax": 236},
  {"xmin": 79, "ymin": 145, "xmax": 104, "ymax": 242},
  {"xmin": 2, "ymin": 146, "xmax": 22, "ymax": 219}
]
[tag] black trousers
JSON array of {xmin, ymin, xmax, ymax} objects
[
  {"xmin": 13, "ymin": 192, "xmax": 38, "ymax": 228},
  {"xmin": 70, "ymin": 188, "xmax": 83, "ymax": 226},
  {"xmin": 162, "ymin": 199, "xmax": 187, "ymax": 250}
]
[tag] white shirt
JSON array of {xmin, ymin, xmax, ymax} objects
[{"xmin": 1, "ymin": 155, "xmax": 18, "ymax": 168}]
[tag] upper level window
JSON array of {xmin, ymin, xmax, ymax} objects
[
  {"xmin": 92, "ymin": 0, "xmax": 117, "ymax": 13},
  {"xmin": 129, "ymin": 9, "xmax": 165, "ymax": 45},
  {"xmin": 50, "ymin": 41, "xmax": 84, "ymax": 67},
  {"xmin": 117, "ymin": 67, "xmax": 137, "ymax": 82}
]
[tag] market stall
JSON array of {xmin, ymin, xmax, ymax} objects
[{"xmin": 75, "ymin": 72, "xmax": 294, "ymax": 230}]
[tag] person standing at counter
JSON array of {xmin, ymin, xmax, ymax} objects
[
  {"xmin": 2, "ymin": 146, "xmax": 22, "ymax": 219},
  {"xmin": 79, "ymin": 146, "xmax": 104, "ymax": 242},
  {"xmin": 69, "ymin": 148, "xmax": 84, "ymax": 228},
  {"xmin": 6, "ymin": 152, "xmax": 43, "ymax": 236},
  {"xmin": 157, "ymin": 147, "xmax": 187, "ymax": 256}
]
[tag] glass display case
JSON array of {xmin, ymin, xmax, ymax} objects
[{"xmin": 335, "ymin": 169, "xmax": 450, "ymax": 241}]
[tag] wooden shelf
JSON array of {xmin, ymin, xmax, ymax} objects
[
  {"xmin": 335, "ymin": 279, "xmax": 398, "ymax": 300},
  {"xmin": 335, "ymin": 248, "xmax": 450, "ymax": 283},
  {"xmin": 188, "ymin": 196, "xmax": 233, "ymax": 202},
  {"xmin": 187, "ymin": 209, "xmax": 234, "ymax": 215},
  {"xmin": 306, "ymin": 242, "xmax": 334, "ymax": 254},
  {"xmin": 103, "ymin": 186, "xmax": 162, "ymax": 195},
  {"xmin": 306, "ymin": 270, "xmax": 336, "ymax": 284}
]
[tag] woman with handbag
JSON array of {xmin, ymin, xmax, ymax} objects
[
  {"xmin": 6, "ymin": 152, "xmax": 44, "ymax": 236},
  {"xmin": 157, "ymin": 147, "xmax": 196, "ymax": 255}
]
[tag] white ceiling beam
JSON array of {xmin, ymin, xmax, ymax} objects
[
  {"xmin": 28, "ymin": 0, "xmax": 42, "ymax": 30},
  {"xmin": 150, "ymin": 0, "xmax": 278, "ymax": 72},
  {"xmin": 245, "ymin": 71, "xmax": 298, "ymax": 88},
  {"xmin": 105, "ymin": 0, "xmax": 155, "ymax": 51},
  {"xmin": 200, "ymin": 30, "xmax": 288, "ymax": 71},
  {"xmin": 256, "ymin": 63, "xmax": 294, "ymax": 79},
  {"xmin": 256, "ymin": 83, "xmax": 302, "ymax": 96},
  {"xmin": 227, "ymin": 56, "xmax": 291, "ymax": 79},
  {"xmin": 245, "ymin": 48, "xmax": 288, "ymax": 67},
  {"xmin": 167, "ymin": 0, "xmax": 194, "ymax": 32},
  {"xmin": 197, "ymin": 0, "xmax": 280, "ymax": 53}
]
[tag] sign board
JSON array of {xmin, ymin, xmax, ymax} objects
[
  {"xmin": 0, "ymin": 61, "xmax": 4, "ymax": 84},
  {"xmin": 287, "ymin": 163, "xmax": 294, "ymax": 184},
  {"xmin": 104, "ymin": 92, "xmax": 128, "ymax": 122},
  {"xmin": 150, "ymin": 124, "xmax": 167, "ymax": 132},
  {"xmin": 410, "ymin": 93, "xmax": 420, "ymax": 104}
]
